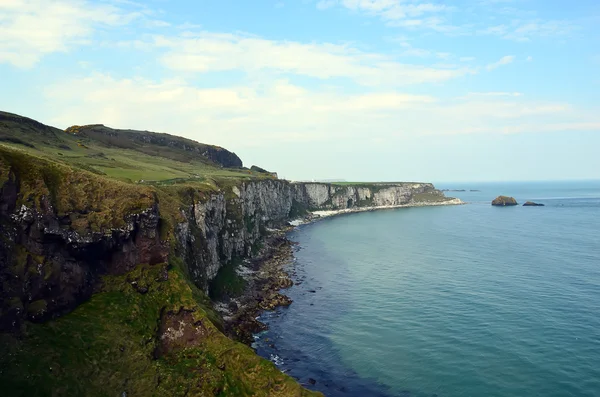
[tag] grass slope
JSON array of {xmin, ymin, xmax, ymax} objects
[
  {"xmin": 0, "ymin": 263, "xmax": 318, "ymax": 397},
  {"xmin": 0, "ymin": 111, "xmax": 270, "ymax": 185}
]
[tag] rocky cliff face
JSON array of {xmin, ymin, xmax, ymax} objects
[
  {"xmin": 0, "ymin": 174, "xmax": 167, "ymax": 331},
  {"xmin": 0, "ymin": 165, "xmax": 454, "ymax": 331},
  {"xmin": 174, "ymin": 180, "xmax": 453, "ymax": 292},
  {"xmin": 292, "ymin": 182, "xmax": 446, "ymax": 209}
]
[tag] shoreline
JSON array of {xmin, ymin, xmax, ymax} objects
[
  {"xmin": 217, "ymin": 197, "xmax": 465, "ymax": 345},
  {"xmin": 292, "ymin": 197, "xmax": 465, "ymax": 225},
  {"xmin": 312, "ymin": 198, "xmax": 465, "ymax": 217}
]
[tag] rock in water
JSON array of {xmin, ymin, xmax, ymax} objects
[
  {"xmin": 492, "ymin": 196, "xmax": 518, "ymax": 206},
  {"xmin": 523, "ymin": 201, "xmax": 545, "ymax": 206}
]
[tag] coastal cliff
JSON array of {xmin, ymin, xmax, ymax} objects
[{"xmin": 0, "ymin": 112, "xmax": 458, "ymax": 396}]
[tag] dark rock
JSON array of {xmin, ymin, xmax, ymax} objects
[
  {"xmin": 523, "ymin": 201, "xmax": 545, "ymax": 207},
  {"xmin": 308, "ymin": 378, "xmax": 317, "ymax": 385},
  {"xmin": 259, "ymin": 293, "xmax": 293, "ymax": 310},
  {"xmin": 0, "ymin": 185, "xmax": 168, "ymax": 331},
  {"xmin": 491, "ymin": 196, "xmax": 518, "ymax": 206}
]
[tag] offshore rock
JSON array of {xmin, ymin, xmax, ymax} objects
[
  {"xmin": 523, "ymin": 201, "xmax": 545, "ymax": 206},
  {"xmin": 492, "ymin": 196, "xmax": 518, "ymax": 206}
]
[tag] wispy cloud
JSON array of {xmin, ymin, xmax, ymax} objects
[
  {"xmin": 486, "ymin": 55, "xmax": 515, "ymax": 71},
  {"xmin": 0, "ymin": 0, "xmax": 144, "ymax": 68},
  {"xmin": 42, "ymin": 73, "xmax": 600, "ymax": 149},
  {"xmin": 134, "ymin": 32, "xmax": 476, "ymax": 86},
  {"xmin": 320, "ymin": 0, "xmax": 582, "ymax": 41},
  {"xmin": 339, "ymin": 0, "xmax": 451, "ymax": 19},
  {"xmin": 316, "ymin": 0, "xmax": 459, "ymax": 32},
  {"xmin": 480, "ymin": 20, "xmax": 576, "ymax": 41}
]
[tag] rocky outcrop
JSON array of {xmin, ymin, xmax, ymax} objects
[
  {"xmin": 523, "ymin": 201, "xmax": 545, "ymax": 206},
  {"xmin": 0, "ymin": 179, "xmax": 167, "ymax": 330},
  {"xmin": 492, "ymin": 196, "xmax": 518, "ymax": 206}
]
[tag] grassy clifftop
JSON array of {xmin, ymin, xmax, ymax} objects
[{"xmin": 0, "ymin": 111, "xmax": 271, "ymax": 184}]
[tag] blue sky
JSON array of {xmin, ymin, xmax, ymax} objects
[{"xmin": 1, "ymin": 0, "xmax": 599, "ymax": 182}]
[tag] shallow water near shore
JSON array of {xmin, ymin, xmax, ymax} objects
[{"xmin": 253, "ymin": 181, "xmax": 600, "ymax": 397}]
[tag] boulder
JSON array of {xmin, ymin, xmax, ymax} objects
[
  {"xmin": 492, "ymin": 196, "xmax": 518, "ymax": 206},
  {"xmin": 523, "ymin": 201, "xmax": 545, "ymax": 207}
]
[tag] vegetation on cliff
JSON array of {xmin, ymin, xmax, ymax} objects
[
  {"xmin": 0, "ymin": 263, "xmax": 317, "ymax": 396},
  {"xmin": 0, "ymin": 112, "xmax": 320, "ymax": 396}
]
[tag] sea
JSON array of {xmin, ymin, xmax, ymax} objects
[{"xmin": 253, "ymin": 180, "xmax": 600, "ymax": 397}]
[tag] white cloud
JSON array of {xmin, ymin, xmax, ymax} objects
[
  {"xmin": 0, "ymin": 0, "xmax": 142, "ymax": 68},
  {"xmin": 147, "ymin": 32, "xmax": 475, "ymax": 86},
  {"xmin": 486, "ymin": 55, "xmax": 515, "ymax": 71},
  {"xmin": 316, "ymin": 0, "xmax": 459, "ymax": 32},
  {"xmin": 40, "ymin": 73, "xmax": 600, "ymax": 151},
  {"xmin": 480, "ymin": 20, "xmax": 576, "ymax": 41},
  {"xmin": 339, "ymin": 0, "xmax": 450, "ymax": 19}
]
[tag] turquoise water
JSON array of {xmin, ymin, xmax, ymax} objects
[{"xmin": 254, "ymin": 181, "xmax": 600, "ymax": 396}]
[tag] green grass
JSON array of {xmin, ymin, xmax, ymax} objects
[
  {"xmin": 0, "ymin": 145, "xmax": 156, "ymax": 233},
  {"xmin": 411, "ymin": 191, "xmax": 449, "ymax": 203},
  {"xmin": 0, "ymin": 111, "xmax": 273, "ymax": 184},
  {"xmin": 329, "ymin": 181, "xmax": 423, "ymax": 187}
]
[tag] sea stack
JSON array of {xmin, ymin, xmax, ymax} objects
[
  {"xmin": 523, "ymin": 201, "xmax": 545, "ymax": 206},
  {"xmin": 492, "ymin": 196, "xmax": 518, "ymax": 206}
]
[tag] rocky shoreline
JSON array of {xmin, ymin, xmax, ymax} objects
[
  {"xmin": 217, "ymin": 198, "xmax": 465, "ymax": 346},
  {"xmin": 216, "ymin": 227, "xmax": 297, "ymax": 345}
]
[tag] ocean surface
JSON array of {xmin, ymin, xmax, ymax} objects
[{"xmin": 253, "ymin": 181, "xmax": 600, "ymax": 397}]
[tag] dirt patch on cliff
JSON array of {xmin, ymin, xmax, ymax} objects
[{"xmin": 154, "ymin": 308, "xmax": 212, "ymax": 358}]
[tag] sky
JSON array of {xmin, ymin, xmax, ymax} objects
[{"xmin": 1, "ymin": 0, "xmax": 599, "ymax": 183}]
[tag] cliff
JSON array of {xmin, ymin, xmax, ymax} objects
[{"xmin": 0, "ymin": 113, "xmax": 458, "ymax": 396}]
